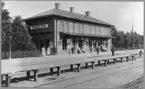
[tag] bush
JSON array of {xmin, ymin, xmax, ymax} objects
[{"xmin": 2, "ymin": 50, "xmax": 42, "ymax": 59}]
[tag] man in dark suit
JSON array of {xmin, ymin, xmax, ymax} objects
[{"xmin": 111, "ymin": 45, "xmax": 115, "ymax": 56}]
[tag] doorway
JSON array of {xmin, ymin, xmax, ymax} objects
[{"xmin": 35, "ymin": 39, "xmax": 50, "ymax": 51}]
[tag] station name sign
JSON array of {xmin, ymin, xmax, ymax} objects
[{"xmin": 30, "ymin": 24, "xmax": 48, "ymax": 30}]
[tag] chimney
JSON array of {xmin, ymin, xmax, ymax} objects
[
  {"xmin": 70, "ymin": 7, "xmax": 74, "ymax": 13},
  {"xmin": 55, "ymin": 3, "xmax": 60, "ymax": 9},
  {"xmin": 85, "ymin": 11, "xmax": 90, "ymax": 17}
]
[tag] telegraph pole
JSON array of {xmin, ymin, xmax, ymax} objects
[{"xmin": 132, "ymin": 13, "xmax": 134, "ymax": 49}]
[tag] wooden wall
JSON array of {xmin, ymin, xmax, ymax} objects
[{"xmin": 57, "ymin": 19, "xmax": 111, "ymax": 37}]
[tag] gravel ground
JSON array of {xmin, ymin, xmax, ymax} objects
[{"xmin": 116, "ymin": 76, "xmax": 143, "ymax": 89}]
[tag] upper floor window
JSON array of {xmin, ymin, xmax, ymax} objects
[
  {"xmin": 60, "ymin": 21, "xmax": 64, "ymax": 32},
  {"xmin": 88, "ymin": 25, "xmax": 92, "ymax": 34},
  {"xmin": 69, "ymin": 22, "xmax": 74, "ymax": 33},
  {"xmin": 65, "ymin": 21, "xmax": 69, "ymax": 32},
  {"xmin": 92, "ymin": 25, "xmax": 95, "ymax": 34},
  {"xmin": 84, "ymin": 24, "xmax": 87, "ymax": 34}
]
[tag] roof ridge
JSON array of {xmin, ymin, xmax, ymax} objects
[{"xmin": 24, "ymin": 8, "xmax": 112, "ymax": 26}]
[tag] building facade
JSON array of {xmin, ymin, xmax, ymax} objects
[{"xmin": 24, "ymin": 3, "xmax": 114, "ymax": 55}]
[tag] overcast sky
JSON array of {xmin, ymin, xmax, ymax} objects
[{"xmin": 3, "ymin": 1, "xmax": 144, "ymax": 35}]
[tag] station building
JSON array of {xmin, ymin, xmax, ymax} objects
[{"xmin": 24, "ymin": 3, "xmax": 114, "ymax": 55}]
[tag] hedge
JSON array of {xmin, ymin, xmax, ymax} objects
[{"xmin": 2, "ymin": 50, "xmax": 42, "ymax": 59}]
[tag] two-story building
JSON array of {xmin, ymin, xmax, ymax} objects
[{"xmin": 24, "ymin": 3, "xmax": 114, "ymax": 55}]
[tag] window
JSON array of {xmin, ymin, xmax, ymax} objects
[
  {"xmin": 80, "ymin": 24, "xmax": 83, "ymax": 34},
  {"xmin": 75, "ymin": 23, "xmax": 80, "ymax": 33},
  {"xmin": 78, "ymin": 23, "xmax": 80, "ymax": 33},
  {"xmin": 88, "ymin": 25, "xmax": 92, "ymax": 34},
  {"xmin": 82, "ymin": 24, "xmax": 84, "ymax": 34},
  {"xmin": 60, "ymin": 21, "xmax": 64, "ymax": 32},
  {"xmin": 66, "ymin": 21, "xmax": 69, "ymax": 32},
  {"xmin": 69, "ymin": 22, "xmax": 74, "ymax": 33},
  {"xmin": 100, "ymin": 27, "xmax": 105, "ymax": 36},
  {"xmin": 84, "ymin": 24, "xmax": 87, "ymax": 34},
  {"xmin": 95, "ymin": 26, "xmax": 98, "ymax": 35},
  {"xmin": 103, "ymin": 27, "xmax": 106, "ymax": 35},
  {"xmin": 92, "ymin": 25, "xmax": 95, "ymax": 34},
  {"xmin": 108, "ymin": 28, "xmax": 111, "ymax": 36},
  {"xmin": 74, "ymin": 23, "xmax": 77, "ymax": 33},
  {"xmin": 57, "ymin": 20, "xmax": 60, "ymax": 31},
  {"xmin": 62, "ymin": 39, "xmax": 67, "ymax": 50},
  {"xmin": 73, "ymin": 22, "xmax": 75, "ymax": 33},
  {"xmin": 86, "ymin": 25, "xmax": 89, "ymax": 34}
]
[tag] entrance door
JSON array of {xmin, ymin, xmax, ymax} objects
[
  {"xmin": 78, "ymin": 39, "xmax": 83, "ymax": 49},
  {"xmin": 45, "ymin": 39, "xmax": 50, "ymax": 49},
  {"xmin": 62, "ymin": 39, "xmax": 67, "ymax": 50},
  {"xmin": 40, "ymin": 40, "xmax": 45, "ymax": 50},
  {"xmin": 39, "ymin": 39, "xmax": 49, "ymax": 50}
]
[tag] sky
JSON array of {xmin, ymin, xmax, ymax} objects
[{"xmin": 3, "ymin": 1, "xmax": 144, "ymax": 35}]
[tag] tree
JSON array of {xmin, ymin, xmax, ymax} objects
[
  {"xmin": 111, "ymin": 27, "xmax": 120, "ymax": 47},
  {"xmin": 124, "ymin": 32, "xmax": 131, "ymax": 47},
  {"xmin": 1, "ymin": 2, "xmax": 12, "ymax": 51},
  {"xmin": 11, "ymin": 16, "xmax": 36, "ymax": 51},
  {"xmin": 1, "ymin": 2, "xmax": 36, "ymax": 52}
]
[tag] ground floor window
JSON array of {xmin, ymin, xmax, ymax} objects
[
  {"xmin": 62, "ymin": 39, "xmax": 67, "ymax": 50},
  {"xmin": 34, "ymin": 39, "xmax": 50, "ymax": 51}
]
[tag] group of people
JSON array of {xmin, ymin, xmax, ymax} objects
[
  {"xmin": 41, "ymin": 44, "xmax": 142, "ymax": 57},
  {"xmin": 67, "ymin": 43, "xmax": 107, "ymax": 55},
  {"xmin": 67, "ymin": 43, "xmax": 83, "ymax": 54},
  {"xmin": 41, "ymin": 46, "xmax": 50, "ymax": 56}
]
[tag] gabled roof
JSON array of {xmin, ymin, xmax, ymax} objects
[{"xmin": 24, "ymin": 8, "xmax": 112, "ymax": 26}]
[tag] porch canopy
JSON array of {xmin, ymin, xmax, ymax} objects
[{"xmin": 59, "ymin": 32, "xmax": 114, "ymax": 39}]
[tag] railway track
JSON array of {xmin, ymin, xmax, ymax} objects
[
  {"xmin": 34, "ymin": 57, "xmax": 143, "ymax": 88},
  {"xmin": 64, "ymin": 64, "xmax": 142, "ymax": 88}
]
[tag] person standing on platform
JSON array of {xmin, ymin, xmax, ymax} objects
[
  {"xmin": 68, "ymin": 43, "xmax": 72, "ymax": 54},
  {"xmin": 75, "ymin": 43, "xmax": 79, "ymax": 54},
  {"xmin": 75, "ymin": 43, "xmax": 82, "ymax": 54},
  {"xmin": 46, "ymin": 46, "xmax": 50, "ymax": 56},
  {"xmin": 82, "ymin": 44, "xmax": 86, "ymax": 53},
  {"xmin": 41, "ymin": 46, "xmax": 46, "ymax": 56},
  {"xmin": 139, "ymin": 49, "xmax": 142, "ymax": 57},
  {"xmin": 111, "ymin": 45, "xmax": 115, "ymax": 56},
  {"xmin": 96, "ymin": 46, "xmax": 100, "ymax": 55},
  {"xmin": 71, "ymin": 44, "xmax": 75, "ymax": 54}
]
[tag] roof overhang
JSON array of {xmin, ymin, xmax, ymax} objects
[{"xmin": 60, "ymin": 32, "xmax": 112, "ymax": 39}]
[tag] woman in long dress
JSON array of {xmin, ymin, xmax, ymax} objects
[
  {"xmin": 47, "ymin": 46, "xmax": 50, "ymax": 55},
  {"xmin": 67, "ymin": 43, "xmax": 72, "ymax": 54},
  {"xmin": 41, "ymin": 46, "xmax": 46, "ymax": 56}
]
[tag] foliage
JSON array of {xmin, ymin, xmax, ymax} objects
[
  {"xmin": 1, "ymin": 2, "xmax": 37, "ymax": 52},
  {"xmin": 112, "ymin": 27, "xmax": 144, "ymax": 49},
  {"xmin": 1, "ymin": 2, "xmax": 12, "ymax": 51},
  {"xmin": 2, "ymin": 50, "xmax": 41, "ymax": 59},
  {"xmin": 11, "ymin": 16, "xmax": 37, "ymax": 51}
]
